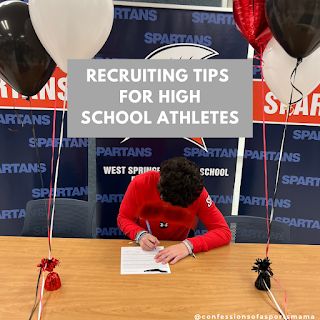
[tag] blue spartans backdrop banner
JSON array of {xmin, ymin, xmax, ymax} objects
[{"xmin": 0, "ymin": 2, "xmax": 319, "ymax": 244}]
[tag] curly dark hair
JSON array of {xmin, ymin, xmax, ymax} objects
[{"xmin": 158, "ymin": 157, "xmax": 203, "ymax": 207}]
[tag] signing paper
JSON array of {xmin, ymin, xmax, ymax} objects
[{"xmin": 121, "ymin": 246, "xmax": 171, "ymax": 275}]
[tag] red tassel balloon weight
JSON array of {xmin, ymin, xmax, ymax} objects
[{"xmin": 45, "ymin": 272, "xmax": 62, "ymax": 291}]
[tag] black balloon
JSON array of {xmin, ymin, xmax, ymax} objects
[
  {"xmin": 0, "ymin": 0, "xmax": 56, "ymax": 97},
  {"xmin": 266, "ymin": 0, "xmax": 320, "ymax": 59}
]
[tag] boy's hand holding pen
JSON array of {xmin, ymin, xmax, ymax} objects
[
  {"xmin": 139, "ymin": 233, "xmax": 160, "ymax": 251},
  {"xmin": 139, "ymin": 220, "xmax": 160, "ymax": 251}
]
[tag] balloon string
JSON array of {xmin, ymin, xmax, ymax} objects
[
  {"xmin": 47, "ymin": 98, "xmax": 58, "ymax": 254},
  {"xmin": 273, "ymin": 275, "xmax": 289, "ymax": 316},
  {"xmin": 49, "ymin": 83, "xmax": 68, "ymax": 254},
  {"xmin": 36, "ymin": 83, "xmax": 67, "ymax": 320},
  {"xmin": 8, "ymin": 92, "xmax": 23, "ymax": 133},
  {"xmin": 287, "ymin": 58, "xmax": 303, "ymax": 105},
  {"xmin": 269, "ymin": 58, "xmax": 302, "ymax": 225},
  {"xmin": 28, "ymin": 269, "xmax": 42, "ymax": 320},
  {"xmin": 37, "ymin": 272, "xmax": 46, "ymax": 320},
  {"xmin": 256, "ymin": 54, "xmax": 301, "ymax": 320},
  {"xmin": 268, "ymin": 63, "xmax": 303, "ymax": 317},
  {"xmin": 257, "ymin": 52, "xmax": 271, "ymax": 258},
  {"xmin": 28, "ymin": 96, "xmax": 58, "ymax": 320},
  {"xmin": 263, "ymin": 278, "xmax": 288, "ymax": 320},
  {"xmin": 29, "ymin": 100, "xmax": 45, "ymax": 190}
]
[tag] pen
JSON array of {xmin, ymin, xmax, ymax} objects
[
  {"xmin": 146, "ymin": 220, "xmax": 158, "ymax": 250},
  {"xmin": 146, "ymin": 220, "xmax": 152, "ymax": 235}
]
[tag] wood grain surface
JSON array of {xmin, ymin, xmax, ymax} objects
[{"xmin": 0, "ymin": 237, "xmax": 319, "ymax": 320}]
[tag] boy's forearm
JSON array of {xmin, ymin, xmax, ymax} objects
[
  {"xmin": 117, "ymin": 214, "xmax": 145, "ymax": 240},
  {"xmin": 187, "ymin": 227, "xmax": 232, "ymax": 253}
]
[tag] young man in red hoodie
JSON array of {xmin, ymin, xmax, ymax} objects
[{"xmin": 117, "ymin": 157, "xmax": 231, "ymax": 265}]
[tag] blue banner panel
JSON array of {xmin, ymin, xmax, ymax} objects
[
  {"xmin": 0, "ymin": 110, "xmax": 88, "ymax": 235},
  {"xmin": 96, "ymin": 138, "xmax": 238, "ymax": 238},
  {"xmin": 98, "ymin": 5, "xmax": 248, "ymax": 59},
  {"xmin": 1, "ymin": 2, "xmax": 318, "ymax": 245},
  {"xmin": 94, "ymin": 4, "xmax": 247, "ymax": 238},
  {"xmin": 240, "ymin": 123, "xmax": 320, "ymax": 244}
]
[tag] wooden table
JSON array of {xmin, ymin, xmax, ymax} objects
[{"xmin": 0, "ymin": 237, "xmax": 319, "ymax": 320}]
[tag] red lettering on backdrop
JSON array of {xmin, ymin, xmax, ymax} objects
[
  {"xmin": 0, "ymin": 68, "xmax": 67, "ymax": 109},
  {"xmin": 253, "ymin": 80, "xmax": 320, "ymax": 125}
]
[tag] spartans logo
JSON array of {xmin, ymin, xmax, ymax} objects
[
  {"xmin": 145, "ymin": 43, "xmax": 218, "ymax": 60},
  {"xmin": 122, "ymin": 43, "xmax": 219, "ymax": 151}
]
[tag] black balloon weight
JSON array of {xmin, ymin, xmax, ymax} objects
[{"xmin": 252, "ymin": 258, "xmax": 273, "ymax": 291}]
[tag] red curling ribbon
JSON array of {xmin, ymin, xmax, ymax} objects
[{"xmin": 38, "ymin": 257, "xmax": 59, "ymax": 272}]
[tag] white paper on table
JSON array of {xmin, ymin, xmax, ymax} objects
[{"xmin": 120, "ymin": 246, "xmax": 171, "ymax": 275}]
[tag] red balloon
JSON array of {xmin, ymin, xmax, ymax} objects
[{"xmin": 233, "ymin": 0, "xmax": 272, "ymax": 53}]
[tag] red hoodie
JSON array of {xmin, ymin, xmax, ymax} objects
[{"xmin": 117, "ymin": 171, "xmax": 231, "ymax": 253}]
